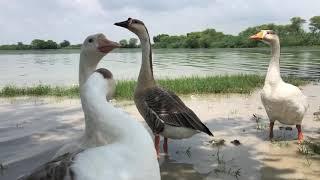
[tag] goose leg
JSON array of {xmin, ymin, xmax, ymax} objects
[
  {"xmin": 269, "ymin": 122, "xmax": 274, "ymax": 140},
  {"xmin": 163, "ymin": 137, "xmax": 168, "ymax": 154},
  {"xmin": 154, "ymin": 135, "xmax": 160, "ymax": 158},
  {"xmin": 296, "ymin": 125, "xmax": 303, "ymax": 144}
]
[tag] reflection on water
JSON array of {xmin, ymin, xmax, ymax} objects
[
  {"xmin": 160, "ymin": 156, "xmax": 206, "ymax": 180},
  {"xmin": 0, "ymin": 47, "xmax": 319, "ymax": 86}
]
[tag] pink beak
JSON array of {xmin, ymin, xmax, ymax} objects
[{"xmin": 97, "ymin": 38, "xmax": 120, "ymax": 53}]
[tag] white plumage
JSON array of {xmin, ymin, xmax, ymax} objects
[
  {"xmin": 250, "ymin": 30, "xmax": 308, "ymax": 142},
  {"xmin": 261, "ymin": 81, "xmax": 308, "ymax": 125},
  {"xmin": 21, "ymin": 34, "xmax": 160, "ymax": 180},
  {"xmin": 72, "ymin": 72, "xmax": 160, "ymax": 180}
]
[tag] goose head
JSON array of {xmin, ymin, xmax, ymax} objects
[
  {"xmin": 81, "ymin": 33, "xmax": 120, "ymax": 57},
  {"xmin": 79, "ymin": 33, "xmax": 120, "ymax": 86},
  {"xmin": 114, "ymin": 18, "xmax": 149, "ymax": 40},
  {"xmin": 249, "ymin": 30, "xmax": 279, "ymax": 45}
]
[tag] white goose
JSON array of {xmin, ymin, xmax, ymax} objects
[
  {"xmin": 54, "ymin": 33, "xmax": 119, "ymax": 157},
  {"xmin": 20, "ymin": 34, "xmax": 160, "ymax": 180},
  {"xmin": 250, "ymin": 30, "xmax": 308, "ymax": 143}
]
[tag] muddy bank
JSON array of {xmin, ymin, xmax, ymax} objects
[{"xmin": 0, "ymin": 84, "xmax": 320, "ymax": 180}]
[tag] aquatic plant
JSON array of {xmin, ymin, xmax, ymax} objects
[
  {"xmin": 212, "ymin": 147, "xmax": 241, "ymax": 179},
  {"xmin": 299, "ymin": 139, "xmax": 320, "ymax": 155},
  {"xmin": 251, "ymin": 114, "xmax": 268, "ymax": 130},
  {"xmin": 271, "ymin": 140, "xmax": 289, "ymax": 148},
  {"xmin": 298, "ymin": 138, "xmax": 320, "ymax": 166},
  {"xmin": 313, "ymin": 106, "xmax": 320, "ymax": 121}
]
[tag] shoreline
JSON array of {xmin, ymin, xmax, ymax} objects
[
  {"xmin": 0, "ymin": 75, "xmax": 308, "ymax": 99},
  {"xmin": 0, "ymin": 84, "xmax": 319, "ymax": 179},
  {"xmin": 1, "ymin": 46, "xmax": 320, "ymax": 51}
]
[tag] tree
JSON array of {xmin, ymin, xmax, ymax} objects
[
  {"xmin": 31, "ymin": 39, "xmax": 58, "ymax": 49},
  {"xmin": 46, "ymin": 40, "xmax": 58, "ymax": 49},
  {"xmin": 153, "ymin": 34, "xmax": 169, "ymax": 43},
  {"xmin": 60, "ymin": 40, "xmax": 70, "ymax": 48},
  {"xmin": 16, "ymin": 42, "xmax": 31, "ymax": 50},
  {"xmin": 128, "ymin": 38, "xmax": 138, "ymax": 48},
  {"xmin": 119, "ymin": 39, "xmax": 128, "ymax": 48},
  {"xmin": 309, "ymin": 16, "xmax": 320, "ymax": 33},
  {"xmin": 31, "ymin": 39, "xmax": 46, "ymax": 49},
  {"xmin": 17, "ymin": 42, "xmax": 24, "ymax": 50},
  {"xmin": 289, "ymin": 17, "xmax": 306, "ymax": 33}
]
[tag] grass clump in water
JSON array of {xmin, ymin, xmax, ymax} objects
[
  {"xmin": 298, "ymin": 138, "xmax": 320, "ymax": 166},
  {"xmin": 0, "ymin": 75, "xmax": 308, "ymax": 99},
  {"xmin": 299, "ymin": 139, "xmax": 320, "ymax": 155}
]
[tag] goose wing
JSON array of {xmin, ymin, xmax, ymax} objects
[
  {"xmin": 143, "ymin": 87, "xmax": 213, "ymax": 136},
  {"xmin": 19, "ymin": 150, "xmax": 83, "ymax": 180}
]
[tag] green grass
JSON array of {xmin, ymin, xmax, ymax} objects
[
  {"xmin": 299, "ymin": 139, "xmax": 320, "ymax": 155},
  {"xmin": 0, "ymin": 75, "xmax": 308, "ymax": 99},
  {"xmin": 0, "ymin": 85, "xmax": 79, "ymax": 97}
]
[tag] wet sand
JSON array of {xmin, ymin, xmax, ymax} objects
[{"xmin": 0, "ymin": 84, "xmax": 319, "ymax": 180}]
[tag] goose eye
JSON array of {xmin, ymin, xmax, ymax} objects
[{"xmin": 88, "ymin": 38, "xmax": 93, "ymax": 43}]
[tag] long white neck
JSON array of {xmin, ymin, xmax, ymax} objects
[
  {"xmin": 265, "ymin": 38, "xmax": 282, "ymax": 85},
  {"xmin": 136, "ymin": 30, "xmax": 155, "ymax": 89},
  {"xmin": 79, "ymin": 51, "xmax": 102, "ymax": 86},
  {"xmin": 80, "ymin": 77, "xmax": 144, "ymax": 145}
]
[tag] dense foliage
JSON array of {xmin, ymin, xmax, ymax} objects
[
  {"xmin": 59, "ymin": 40, "xmax": 71, "ymax": 48},
  {"xmin": 153, "ymin": 16, "xmax": 320, "ymax": 48},
  {"xmin": 119, "ymin": 38, "xmax": 139, "ymax": 48},
  {"xmin": 0, "ymin": 39, "xmax": 72, "ymax": 50}
]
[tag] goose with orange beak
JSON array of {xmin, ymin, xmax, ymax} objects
[
  {"xmin": 250, "ymin": 30, "xmax": 308, "ymax": 143},
  {"xmin": 19, "ymin": 34, "xmax": 160, "ymax": 180}
]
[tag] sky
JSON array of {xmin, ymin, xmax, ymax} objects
[{"xmin": 0, "ymin": 0, "xmax": 319, "ymax": 44}]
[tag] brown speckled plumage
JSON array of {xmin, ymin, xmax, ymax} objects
[{"xmin": 18, "ymin": 150, "xmax": 83, "ymax": 180}]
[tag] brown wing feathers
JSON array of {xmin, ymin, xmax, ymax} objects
[{"xmin": 144, "ymin": 87, "xmax": 213, "ymax": 136}]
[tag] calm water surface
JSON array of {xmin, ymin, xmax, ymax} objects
[{"xmin": 0, "ymin": 48, "xmax": 319, "ymax": 86}]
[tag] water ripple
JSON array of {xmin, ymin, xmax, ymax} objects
[{"xmin": 0, "ymin": 48, "xmax": 319, "ymax": 86}]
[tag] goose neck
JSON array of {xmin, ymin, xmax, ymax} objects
[
  {"xmin": 137, "ymin": 32, "xmax": 155, "ymax": 89},
  {"xmin": 79, "ymin": 52, "xmax": 101, "ymax": 86},
  {"xmin": 265, "ymin": 38, "xmax": 282, "ymax": 85},
  {"xmin": 80, "ymin": 85, "xmax": 126, "ymax": 144}
]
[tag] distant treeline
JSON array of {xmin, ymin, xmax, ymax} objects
[
  {"xmin": 0, "ymin": 39, "xmax": 81, "ymax": 50},
  {"xmin": 1, "ymin": 16, "xmax": 320, "ymax": 50},
  {"xmin": 119, "ymin": 38, "xmax": 140, "ymax": 48},
  {"xmin": 152, "ymin": 16, "xmax": 320, "ymax": 48}
]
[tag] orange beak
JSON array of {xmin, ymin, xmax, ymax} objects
[
  {"xmin": 249, "ymin": 31, "xmax": 264, "ymax": 40},
  {"xmin": 97, "ymin": 38, "xmax": 120, "ymax": 53}
]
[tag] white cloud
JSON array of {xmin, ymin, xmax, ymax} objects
[{"xmin": 0, "ymin": 0, "xmax": 319, "ymax": 44}]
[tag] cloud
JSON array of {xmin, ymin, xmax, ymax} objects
[{"xmin": 0, "ymin": 0, "xmax": 319, "ymax": 44}]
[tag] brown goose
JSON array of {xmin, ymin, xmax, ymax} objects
[{"xmin": 114, "ymin": 18, "xmax": 213, "ymax": 157}]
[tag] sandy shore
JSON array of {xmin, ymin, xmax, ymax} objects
[{"xmin": 0, "ymin": 84, "xmax": 320, "ymax": 180}]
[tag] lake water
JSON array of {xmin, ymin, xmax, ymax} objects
[{"xmin": 0, "ymin": 48, "xmax": 319, "ymax": 86}]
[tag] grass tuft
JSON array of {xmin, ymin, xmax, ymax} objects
[
  {"xmin": 0, "ymin": 75, "xmax": 308, "ymax": 99},
  {"xmin": 0, "ymin": 85, "xmax": 79, "ymax": 97}
]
